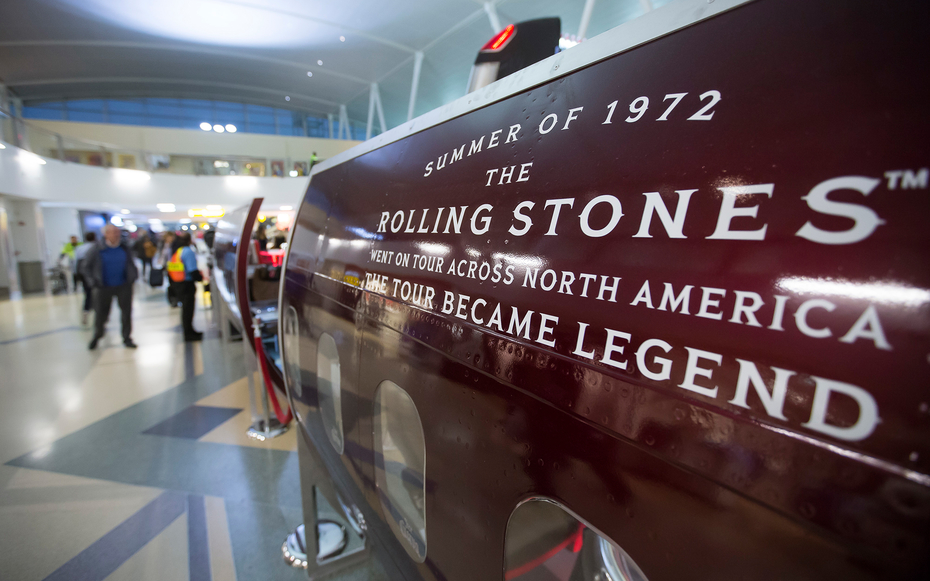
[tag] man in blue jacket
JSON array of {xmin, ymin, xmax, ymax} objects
[{"xmin": 81, "ymin": 224, "xmax": 138, "ymax": 350}]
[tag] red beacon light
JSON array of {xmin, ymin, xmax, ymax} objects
[{"xmin": 481, "ymin": 24, "xmax": 516, "ymax": 52}]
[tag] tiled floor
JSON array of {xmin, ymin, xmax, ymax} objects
[{"xmin": 0, "ymin": 283, "xmax": 311, "ymax": 581}]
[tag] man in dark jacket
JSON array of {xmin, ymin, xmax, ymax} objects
[{"xmin": 82, "ymin": 224, "xmax": 139, "ymax": 349}]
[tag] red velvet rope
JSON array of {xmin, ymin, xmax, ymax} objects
[{"xmin": 254, "ymin": 333, "xmax": 293, "ymax": 425}]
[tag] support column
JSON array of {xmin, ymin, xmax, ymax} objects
[
  {"xmin": 578, "ymin": 0, "xmax": 597, "ymax": 39},
  {"xmin": 366, "ymin": 84, "xmax": 376, "ymax": 140},
  {"xmin": 407, "ymin": 51, "xmax": 424, "ymax": 122},
  {"xmin": 0, "ymin": 198, "xmax": 21, "ymax": 297},
  {"xmin": 338, "ymin": 105, "xmax": 350, "ymax": 140},
  {"xmin": 374, "ymin": 85, "xmax": 386, "ymax": 137},
  {"xmin": 327, "ymin": 113, "xmax": 334, "ymax": 139},
  {"xmin": 0, "ymin": 84, "xmax": 11, "ymax": 145},
  {"xmin": 11, "ymin": 97, "xmax": 26, "ymax": 150},
  {"xmin": 483, "ymin": 2, "xmax": 502, "ymax": 33},
  {"xmin": 365, "ymin": 84, "xmax": 386, "ymax": 140},
  {"xmin": 5, "ymin": 199, "xmax": 47, "ymax": 294}
]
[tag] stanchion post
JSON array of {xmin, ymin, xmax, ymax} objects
[{"xmin": 246, "ymin": 316, "xmax": 287, "ymax": 440}]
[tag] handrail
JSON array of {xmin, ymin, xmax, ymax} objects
[{"xmin": 0, "ymin": 105, "xmax": 324, "ymax": 176}]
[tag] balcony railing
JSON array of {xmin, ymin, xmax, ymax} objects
[{"xmin": 0, "ymin": 107, "xmax": 320, "ymax": 177}]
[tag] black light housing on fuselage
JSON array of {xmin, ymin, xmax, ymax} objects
[{"xmin": 466, "ymin": 17, "xmax": 561, "ymax": 93}]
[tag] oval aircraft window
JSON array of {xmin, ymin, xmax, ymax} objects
[
  {"xmin": 504, "ymin": 499, "xmax": 647, "ymax": 581},
  {"xmin": 317, "ymin": 333, "xmax": 344, "ymax": 455},
  {"xmin": 373, "ymin": 381, "xmax": 426, "ymax": 563},
  {"xmin": 282, "ymin": 306, "xmax": 302, "ymax": 398}
]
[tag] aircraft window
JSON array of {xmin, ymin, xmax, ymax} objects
[
  {"xmin": 504, "ymin": 499, "xmax": 647, "ymax": 581},
  {"xmin": 282, "ymin": 305, "xmax": 302, "ymax": 398},
  {"xmin": 317, "ymin": 333, "xmax": 344, "ymax": 454},
  {"xmin": 373, "ymin": 381, "xmax": 426, "ymax": 563}
]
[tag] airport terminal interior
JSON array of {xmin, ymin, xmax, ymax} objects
[{"xmin": 1, "ymin": 1, "xmax": 928, "ymax": 580}]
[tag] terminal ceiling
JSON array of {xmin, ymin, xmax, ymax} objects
[{"xmin": 0, "ymin": 0, "xmax": 667, "ymax": 131}]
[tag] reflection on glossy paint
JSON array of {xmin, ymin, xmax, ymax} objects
[
  {"xmin": 416, "ymin": 241, "xmax": 450, "ymax": 256},
  {"xmin": 345, "ymin": 226, "xmax": 383, "ymax": 240},
  {"xmin": 491, "ymin": 252, "xmax": 544, "ymax": 269},
  {"xmin": 777, "ymin": 277, "xmax": 930, "ymax": 307}
]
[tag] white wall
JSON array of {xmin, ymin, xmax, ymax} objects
[
  {"xmin": 42, "ymin": 206, "xmax": 82, "ymax": 265},
  {"xmin": 26, "ymin": 120, "xmax": 360, "ymax": 161},
  {"xmin": 0, "ymin": 141, "xmax": 314, "ymax": 210}
]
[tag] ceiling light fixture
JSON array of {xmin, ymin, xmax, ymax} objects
[
  {"xmin": 280, "ymin": 206, "xmax": 293, "ymax": 211},
  {"xmin": 200, "ymin": 122, "xmax": 212, "ymax": 131},
  {"xmin": 289, "ymin": 170, "xmax": 298, "ymax": 177},
  {"xmin": 306, "ymin": 71, "xmax": 313, "ymax": 77},
  {"xmin": 213, "ymin": 124, "xmax": 225, "ymax": 133},
  {"xmin": 0, "ymin": 143, "xmax": 6, "ymax": 149},
  {"xmin": 339, "ymin": 36, "xmax": 345, "ymax": 42},
  {"xmin": 317, "ymin": 60, "xmax": 323, "ymax": 66},
  {"xmin": 285, "ymin": 96, "xmax": 291, "ymax": 101},
  {"xmin": 225, "ymin": 124, "xmax": 237, "ymax": 133},
  {"xmin": 157, "ymin": 203, "xmax": 176, "ymax": 212},
  {"xmin": 121, "ymin": 209, "xmax": 130, "ymax": 214}
]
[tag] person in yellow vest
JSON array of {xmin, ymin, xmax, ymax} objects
[
  {"xmin": 61, "ymin": 235, "xmax": 81, "ymax": 291},
  {"xmin": 167, "ymin": 233, "xmax": 203, "ymax": 341}
]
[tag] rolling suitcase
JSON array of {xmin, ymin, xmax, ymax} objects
[{"xmin": 149, "ymin": 268, "xmax": 164, "ymax": 288}]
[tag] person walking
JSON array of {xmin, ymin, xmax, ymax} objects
[
  {"xmin": 82, "ymin": 225, "xmax": 138, "ymax": 350},
  {"xmin": 61, "ymin": 235, "xmax": 82, "ymax": 291},
  {"xmin": 73, "ymin": 232, "xmax": 96, "ymax": 326},
  {"xmin": 133, "ymin": 233, "xmax": 155, "ymax": 281},
  {"xmin": 167, "ymin": 233, "xmax": 203, "ymax": 342}
]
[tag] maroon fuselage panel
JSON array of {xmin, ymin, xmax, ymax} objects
[{"xmin": 282, "ymin": 1, "xmax": 930, "ymax": 579}]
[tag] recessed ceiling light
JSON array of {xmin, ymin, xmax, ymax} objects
[
  {"xmin": 339, "ymin": 36, "xmax": 345, "ymax": 42},
  {"xmin": 285, "ymin": 96, "xmax": 290, "ymax": 101},
  {"xmin": 280, "ymin": 206, "xmax": 293, "ymax": 211},
  {"xmin": 317, "ymin": 60, "xmax": 323, "ymax": 66},
  {"xmin": 213, "ymin": 124, "xmax": 225, "ymax": 133},
  {"xmin": 289, "ymin": 170, "xmax": 298, "ymax": 177},
  {"xmin": 200, "ymin": 122, "xmax": 212, "ymax": 131},
  {"xmin": 157, "ymin": 203, "xmax": 175, "ymax": 212},
  {"xmin": 225, "ymin": 124, "xmax": 237, "ymax": 133},
  {"xmin": 120, "ymin": 209, "xmax": 130, "ymax": 214},
  {"xmin": 306, "ymin": 71, "xmax": 313, "ymax": 77}
]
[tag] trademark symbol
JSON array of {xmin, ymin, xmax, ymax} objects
[{"xmin": 884, "ymin": 168, "xmax": 928, "ymax": 190}]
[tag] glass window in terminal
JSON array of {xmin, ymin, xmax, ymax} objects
[
  {"xmin": 373, "ymin": 381, "xmax": 426, "ymax": 563},
  {"xmin": 504, "ymin": 499, "xmax": 647, "ymax": 581},
  {"xmin": 282, "ymin": 305, "xmax": 302, "ymax": 399},
  {"xmin": 317, "ymin": 333, "xmax": 344, "ymax": 454}
]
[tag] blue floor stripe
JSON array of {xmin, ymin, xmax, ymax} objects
[
  {"xmin": 42, "ymin": 491, "xmax": 186, "ymax": 581},
  {"xmin": 187, "ymin": 494, "xmax": 212, "ymax": 581},
  {"xmin": 0, "ymin": 325, "xmax": 81, "ymax": 346}
]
